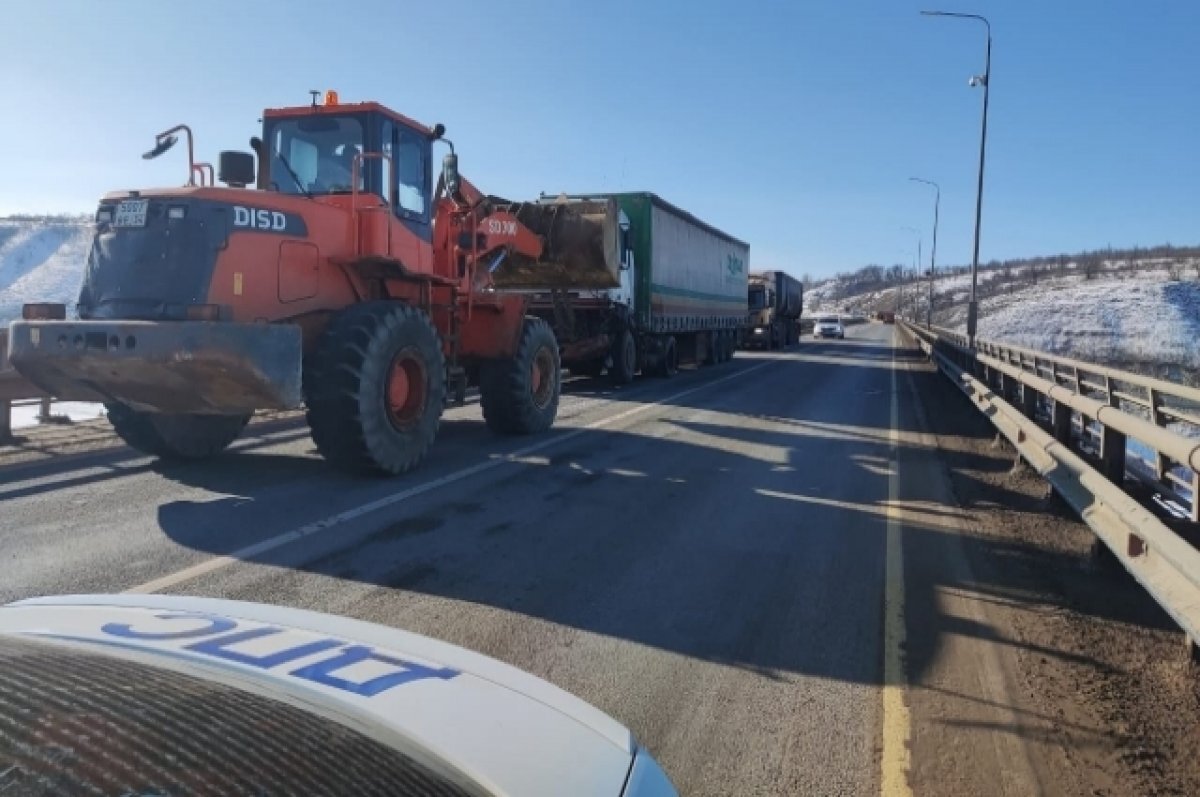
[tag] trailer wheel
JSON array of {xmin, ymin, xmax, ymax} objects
[
  {"xmin": 714, "ymin": 331, "xmax": 728, "ymax": 363},
  {"xmin": 480, "ymin": 317, "xmax": 561, "ymax": 434},
  {"xmin": 106, "ymin": 403, "xmax": 250, "ymax": 460},
  {"xmin": 304, "ymin": 302, "xmax": 445, "ymax": 475},
  {"xmin": 609, "ymin": 329, "xmax": 637, "ymax": 385},
  {"xmin": 655, "ymin": 336, "xmax": 678, "ymax": 378},
  {"xmin": 569, "ymin": 361, "xmax": 605, "ymax": 379},
  {"xmin": 703, "ymin": 331, "xmax": 719, "ymax": 366}
]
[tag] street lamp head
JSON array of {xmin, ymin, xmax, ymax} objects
[{"xmin": 968, "ymin": 74, "xmax": 987, "ymax": 87}]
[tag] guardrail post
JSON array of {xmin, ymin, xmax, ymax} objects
[
  {"xmin": 1098, "ymin": 375, "xmax": 1126, "ymax": 485},
  {"xmin": 1053, "ymin": 400, "xmax": 1072, "ymax": 445},
  {"xmin": 1148, "ymin": 388, "xmax": 1168, "ymax": 481},
  {"xmin": 1100, "ymin": 424, "xmax": 1126, "ymax": 485},
  {"xmin": 1190, "ymin": 471, "xmax": 1200, "ymax": 524},
  {"xmin": 0, "ymin": 400, "xmax": 11, "ymax": 443},
  {"xmin": 1021, "ymin": 384, "xmax": 1038, "ymax": 420}
]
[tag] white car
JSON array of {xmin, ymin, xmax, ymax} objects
[
  {"xmin": 813, "ymin": 316, "xmax": 845, "ymax": 339},
  {"xmin": 0, "ymin": 594, "xmax": 677, "ymax": 797}
]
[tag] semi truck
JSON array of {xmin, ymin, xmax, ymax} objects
[
  {"xmin": 743, "ymin": 270, "xmax": 803, "ymax": 349},
  {"xmin": 491, "ymin": 192, "xmax": 749, "ymax": 382}
]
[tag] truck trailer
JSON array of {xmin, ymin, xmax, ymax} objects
[
  {"xmin": 743, "ymin": 270, "xmax": 803, "ymax": 349},
  {"xmin": 492, "ymin": 192, "xmax": 749, "ymax": 382}
]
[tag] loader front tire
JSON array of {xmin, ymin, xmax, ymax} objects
[
  {"xmin": 106, "ymin": 403, "xmax": 249, "ymax": 460},
  {"xmin": 305, "ymin": 302, "xmax": 445, "ymax": 476},
  {"xmin": 480, "ymin": 317, "xmax": 560, "ymax": 435}
]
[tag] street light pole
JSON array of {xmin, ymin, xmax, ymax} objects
[
  {"xmin": 901, "ymin": 227, "xmax": 922, "ymax": 321},
  {"xmin": 921, "ymin": 10, "xmax": 990, "ymax": 346},
  {"xmin": 909, "ymin": 177, "xmax": 940, "ymax": 328}
]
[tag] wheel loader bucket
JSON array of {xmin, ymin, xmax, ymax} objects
[
  {"xmin": 489, "ymin": 197, "xmax": 621, "ymax": 290},
  {"xmin": 6, "ymin": 320, "xmax": 302, "ymax": 414}
]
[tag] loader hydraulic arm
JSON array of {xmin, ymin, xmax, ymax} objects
[{"xmin": 434, "ymin": 173, "xmax": 547, "ymax": 288}]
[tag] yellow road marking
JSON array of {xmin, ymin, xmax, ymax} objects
[{"xmin": 881, "ymin": 330, "xmax": 913, "ymax": 796}]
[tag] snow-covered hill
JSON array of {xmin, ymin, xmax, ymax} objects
[
  {"xmin": 806, "ymin": 259, "xmax": 1200, "ymax": 375},
  {"xmin": 0, "ymin": 218, "xmax": 92, "ymax": 325}
]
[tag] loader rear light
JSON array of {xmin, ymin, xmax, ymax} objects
[
  {"xmin": 186, "ymin": 304, "xmax": 221, "ymax": 321},
  {"xmin": 168, "ymin": 205, "xmax": 187, "ymax": 220},
  {"xmin": 22, "ymin": 303, "xmax": 67, "ymax": 320}
]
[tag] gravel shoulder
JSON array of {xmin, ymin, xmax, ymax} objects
[{"xmin": 906, "ymin": 341, "xmax": 1200, "ymax": 796}]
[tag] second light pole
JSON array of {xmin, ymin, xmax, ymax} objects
[
  {"xmin": 901, "ymin": 227, "xmax": 922, "ymax": 320},
  {"xmin": 909, "ymin": 177, "xmax": 940, "ymax": 328}
]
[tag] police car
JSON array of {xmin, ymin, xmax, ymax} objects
[{"xmin": 0, "ymin": 594, "xmax": 677, "ymax": 796}]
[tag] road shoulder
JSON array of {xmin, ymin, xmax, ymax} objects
[{"xmin": 899, "ymin": 334, "xmax": 1200, "ymax": 796}]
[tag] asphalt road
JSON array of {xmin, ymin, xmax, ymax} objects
[{"xmin": 0, "ymin": 323, "xmax": 1040, "ymax": 795}]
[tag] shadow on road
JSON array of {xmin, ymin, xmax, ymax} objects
[
  {"xmin": 0, "ymin": 419, "xmax": 313, "ymax": 503},
  {"xmin": 146, "ymin": 328, "xmax": 1173, "ymax": 693}
]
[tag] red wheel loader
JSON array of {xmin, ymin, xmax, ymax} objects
[{"xmin": 6, "ymin": 91, "xmax": 620, "ymax": 474}]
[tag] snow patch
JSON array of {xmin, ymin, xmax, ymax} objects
[{"xmin": 0, "ymin": 220, "xmax": 92, "ymax": 325}]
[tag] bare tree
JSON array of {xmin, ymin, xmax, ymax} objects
[{"xmin": 1082, "ymin": 254, "xmax": 1102, "ymax": 280}]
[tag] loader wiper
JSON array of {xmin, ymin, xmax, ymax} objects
[{"xmin": 274, "ymin": 149, "xmax": 312, "ymax": 199}]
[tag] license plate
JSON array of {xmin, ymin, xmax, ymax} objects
[{"xmin": 113, "ymin": 199, "xmax": 149, "ymax": 228}]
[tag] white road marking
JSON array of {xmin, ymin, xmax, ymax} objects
[{"xmin": 126, "ymin": 361, "xmax": 772, "ymax": 595}]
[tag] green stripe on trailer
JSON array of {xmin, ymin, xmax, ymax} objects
[{"xmin": 650, "ymin": 284, "xmax": 749, "ymax": 303}]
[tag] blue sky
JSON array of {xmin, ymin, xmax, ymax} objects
[{"xmin": 1, "ymin": 1, "xmax": 1197, "ymax": 278}]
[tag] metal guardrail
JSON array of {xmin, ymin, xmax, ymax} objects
[
  {"xmin": 917, "ymin": 322, "xmax": 1200, "ymax": 520},
  {"xmin": 900, "ymin": 319, "xmax": 1200, "ymax": 649},
  {"xmin": 0, "ymin": 329, "xmax": 52, "ymax": 441}
]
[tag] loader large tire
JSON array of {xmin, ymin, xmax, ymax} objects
[
  {"xmin": 609, "ymin": 328, "xmax": 637, "ymax": 385},
  {"xmin": 106, "ymin": 403, "xmax": 249, "ymax": 460},
  {"xmin": 480, "ymin": 317, "xmax": 560, "ymax": 435},
  {"xmin": 304, "ymin": 302, "xmax": 445, "ymax": 475}
]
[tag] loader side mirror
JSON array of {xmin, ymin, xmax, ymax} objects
[
  {"xmin": 431, "ymin": 123, "xmax": 445, "ymax": 140},
  {"xmin": 442, "ymin": 151, "xmax": 460, "ymax": 196},
  {"xmin": 218, "ymin": 151, "xmax": 256, "ymax": 188},
  {"xmin": 143, "ymin": 134, "xmax": 178, "ymax": 160}
]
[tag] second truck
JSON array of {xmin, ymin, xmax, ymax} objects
[
  {"xmin": 743, "ymin": 270, "xmax": 803, "ymax": 349},
  {"xmin": 492, "ymin": 193, "xmax": 749, "ymax": 383}
]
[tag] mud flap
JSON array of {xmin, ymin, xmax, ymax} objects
[{"xmin": 7, "ymin": 320, "xmax": 302, "ymax": 414}]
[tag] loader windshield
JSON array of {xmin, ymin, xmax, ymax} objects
[{"xmin": 268, "ymin": 116, "xmax": 365, "ymax": 196}]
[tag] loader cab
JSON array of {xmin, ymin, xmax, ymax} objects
[{"xmin": 262, "ymin": 102, "xmax": 434, "ymax": 240}]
